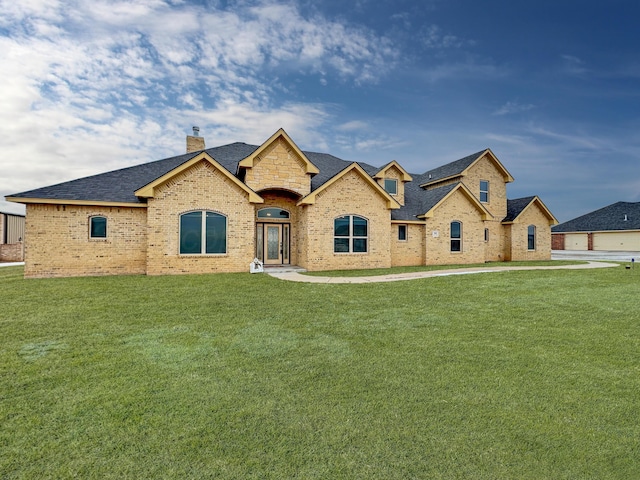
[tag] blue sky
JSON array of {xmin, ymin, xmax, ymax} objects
[{"xmin": 1, "ymin": 0, "xmax": 639, "ymax": 222}]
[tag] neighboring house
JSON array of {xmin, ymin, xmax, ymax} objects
[
  {"xmin": 6, "ymin": 128, "xmax": 557, "ymax": 278},
  {"xmin": 0, "ymin": 211, "xmax": 25, "ymax": 262},
  {"xmin": 552, "ymin": 201, "xmax": 640, "ymax": 251}
]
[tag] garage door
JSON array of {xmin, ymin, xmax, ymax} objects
[
  {"xmin": 592, "ymin": 232, "xmax": 640, "ymax": 251},
  {"xmin": 564, "ymin": 233, "xmax": 588, "ymax": 250}
]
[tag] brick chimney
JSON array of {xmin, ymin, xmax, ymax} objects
[{"xmin": 186, "ymin": 126, "xmax": 205, "ymax": 153}]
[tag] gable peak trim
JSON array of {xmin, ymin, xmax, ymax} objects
[
  {"xmin": 134, "ymin": 152, "xmax": 264, "ymax": 203},
  {"xmin": 237, "ymin": 128, "xmax": 320, "ymax": 174},
  {"xmin": 373, "ymin": 160, "xmax": 413, "ymax": 182},
  {"xmin": 419, "ymin": 183, "xmax": 494, "ymax": 220},
  {"xmin": 297, "ymin": 162, "xmax": 400, "ymax": 209}
]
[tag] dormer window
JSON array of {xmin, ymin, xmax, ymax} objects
[
  {"xmin": 384, "ymin": 178, "xmax": 398, "ymax": 195},
  {"xmin": 480, "ymin": 180, "xmax": 489, "ymax": 203}
]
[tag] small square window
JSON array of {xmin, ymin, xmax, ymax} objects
[
  {"xmin": 398, "ymin": 224, "xmax": 407, "ymax": 241},
  {"xmin": 384, "ymin": 178, "xmax": 398, "ymax": 195},
  {"xmin": 90, "ymin": 216, "xmax": 107, "ymax": 239}
]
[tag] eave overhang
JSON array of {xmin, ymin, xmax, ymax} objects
[
  {"xmin": 373, "ymin": 160, "xmax": 413, "ymax": 182},
  {"xmin": 502, "ymin": 196, "xmax": 559, "ymax": 226},
  {"xmin": 238, "ymin": 128, "xmax": 320, "ymax": 175},
  {"xmin": 419, "ymin": 148, "xmax": 515, "ymax": 188},
  {"xmin": 135, "ymin": 152, "xmax": 264, "ymax": 203},
  {"xmin": 417, "ymin": 183, "xmax": 494, "ymax": 220},
  {"xmin": 5, "ymin": 197, "xmax": 147, "ymax": 208},
  {"xmin": 297, "ymin": 163, "xmax": 401, "ymax": 209}
]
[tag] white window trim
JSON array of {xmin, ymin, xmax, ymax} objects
[
  {"xmin": 89, "ymin": 215, "xmax": 108, "ymax": 240},
  {"xmin": 179, "ymin": 210, "xmax": 228, "ymax": 256},
  {"xmin": 384, "ymin": 178, "xmax": 398, "ymax": 195},
  {"xmin": 480, "ymin": 180, "xmax": 489, "ymax": 203},
  {"xmin": 334, "ymin": 215, "xmax": 369, "ymax": 254}
]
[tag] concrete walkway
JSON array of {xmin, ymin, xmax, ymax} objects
[{"xmin": 267, "ymin": 261, "xmax": 620, "ymax": 284}]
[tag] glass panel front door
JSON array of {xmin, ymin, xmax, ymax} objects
[
  {"xmin": 266, "ymin": 225, "xmax": 281, "ymax": 263},
  {"xmin": 256, "ymin": 222, "xmax": 291, "ymax": 265}
]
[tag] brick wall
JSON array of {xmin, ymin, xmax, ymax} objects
[
  {"xmin": 391, "ymin": 223, "xmax": 425, "ymax": 266},
  {"xmin": 508, "ymin": 206, "xmax": 552, "ymax": 261},
  {"xmin": 424, "ymin": 191, "xmax": 487, "ymax": 265},
  {"xmin": 243, "ymin": 138, "xmax": 311, "ymax": 197},
  {"xmin": 376, "ymin": 165, "xmax": 406, "ymax": 205},
  {"xmin": 146, "ymin": 160, "xmax": 256, "ymax": 275},
  {"xmin": 0, "ymin": 243, "xmax": 23, "ymax": 262},
  {"xmin": 23, "ymin": 204, "xmax": 147, "ymax": 278},
  {"xmin": 301, "ymin": 170, "xmax": 392, "ymax": 271},
  {"xmin": 551, "ymin": 233, "xmax": 565, "ymax": 250}
]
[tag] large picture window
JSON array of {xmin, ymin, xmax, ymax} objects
[
  {"xmin": 334, "ymin": 215, "xmax": 368, "ymax": 253},
  {"xmin": 528, "ymin": 225, "xmax": 536, "ymax": 250},
  {"xmin": 180, "ymin": 211, "xmax": 227, "ymax": 255},
  {"xmin": 89, "ymin": 216, "xmax": 107, "ymax": 239},
  {"xmin": 450, "ymin": 221, "xmax": 462, "ymax": 252}
]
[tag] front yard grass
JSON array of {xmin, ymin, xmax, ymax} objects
[{"xmin": 1, "ymin": 264, "xmax": 639, "ymax": 479}]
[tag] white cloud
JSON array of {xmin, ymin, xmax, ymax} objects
[{"xmin": 0, "ymin": 0, "xmax": 399, "ymax": 213}]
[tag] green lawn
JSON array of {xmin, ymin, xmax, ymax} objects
[{"xmin": 1, "ymin": 264, "xmax": 639, "ymax": 479}]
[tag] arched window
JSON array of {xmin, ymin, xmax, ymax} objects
[
  {"xmin": 334, "ymin": 215, "xmax": 368, "ymax": 253},
  {"xmin": 450, "ymin": 221, "xmax": 462, "ymax": 252},
  {"xmin": 180, "ymin": 211, "xmax": 227, "ymax": 255},
  {"xmin": 528, "ymin": 225, "xmax": 536, "ymax": 250},
  {"xmin": 89, "ymin": 216, "xmax": 107, "ymax": 239},
  {"xmin": 257, "ymin": 208, "xmax": 290, "ymax": 219}
]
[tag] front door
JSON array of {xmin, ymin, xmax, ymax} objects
[{"xmin": 257, "ymin": 223, "xmax": 290, "ymax": 265}]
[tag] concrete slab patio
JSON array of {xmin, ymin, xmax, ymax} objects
[{"xmin": 267, "ymin": 261, "xmax": 620, "ymax": 284}]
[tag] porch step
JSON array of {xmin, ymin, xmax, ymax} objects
[{"xmin": 262, "ymin": 265, "xmax": 307, "ymax": 273}]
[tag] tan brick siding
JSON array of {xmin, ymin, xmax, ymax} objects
[
  {"xmin": 461, "ymin": 157, "xmax": 508, "ymax": 220},
  {"xmin": 376, "ymin": 165, "xmax": 405, "ymax": 205},
  {"xmin": 23, "ymin": 204, "xmax": 147, "ymax": 278},
  {"xmin": 508, "ymin": 206, "xmax": 552, "ymax": 261},
  {"xmin": 146, "ymin": 161, "xmax": 256, "ymax": 275},
  {"xmin": 243, "ymin": 138, "xmax": 311, "ymax": 196},
  {"xmin": 300, "ymin": 170, "xmax": 392, "ymax": 271},
  {"xmin": 391, "ymin": 223, "xmax": 425, "ymax": 266},
  {"xmin": 424, "ymin": 191, "xmax": 487, "ymax": 265},
  {"xmin": 0, "ymin": 243, "xmax": 24, "ymax": 262}
]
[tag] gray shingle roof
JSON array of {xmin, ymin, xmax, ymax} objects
[
  {"xmin": 420, "ymin": 150, "xmax": 486, "ymax": 185},
  {"xmin": 552, "ymin": 202, "xmax": 640, "ymax": 232},
  {"xmin": 504, "ymin": 196, "xmax": 536, "ymax": 222},
  {"xmin": 7, "ymin": 141, "xmax": 522, "ymax": 223}
]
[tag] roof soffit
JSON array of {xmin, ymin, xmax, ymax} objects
[
  {"xmin": 134, "ymin": 152, "xmax": 264, "ymax": 203},
  {"xmin": 419, "ymin": 183, "xmax": 494, "ymax": 220},
  {"xmin": 504, "ymin": 196, "xmax": 559, "ymax": 226},
  {"xmin": 237, "ymin": 128, "xmax": 320, "ymax": 174},
  {"xmin": 373, "ymin": 161, "xmax": 413, "ymax": 182},
  {"xmin": 419, "ymin": 149, "xmax": 515, "ymax": 188},
  {"xmin": 297, "ymin": 163, "xmax": 401, "ymax": 209}
]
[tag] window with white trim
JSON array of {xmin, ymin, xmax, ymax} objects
[
  {"xmin": 480, "ymin": 180, "xmax": 489, "ymax": 203},
  {"xmin": 528, "ymin": 225, "xmax": 536, "ymax": 250},
  {"xmin": 450, "ymin": 221, "xmax": 462, "ymax": 252},
  {"xmin": 180, "ymin": 211, "xmax": 227, "ymax": 254},
  {"xmin": 384, "ymin": 178, "xmax": 398, "ymax": 195},
  {"xmin": 334, "ymin": 215, "xmax": 368, "ymax": 253},
  {"xmin": 89, "ymin": 216, "xmax": 107, "ymax": 239}
]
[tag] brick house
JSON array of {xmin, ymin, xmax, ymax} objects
[
  {"xmin": 6, "ymin": 128, "xmax": 557, "ymax": 278},
  {"xmin": 552, "ymin": 201, "xmax": 640, "ymax": 251}
]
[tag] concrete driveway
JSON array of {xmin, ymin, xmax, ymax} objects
[{"xmin": 552, "ymin": 250, "xmax": 640, "ymax": 262}]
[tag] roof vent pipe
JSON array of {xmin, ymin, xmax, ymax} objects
[{"xmin": 624, "ymin": 214, "xmax": 628, "ymax": 221}]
